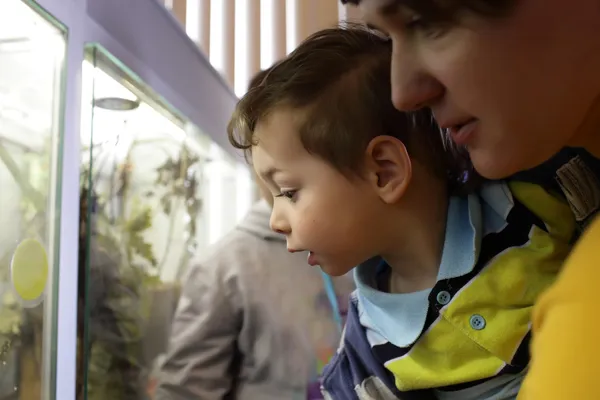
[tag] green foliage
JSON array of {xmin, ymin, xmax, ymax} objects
[
  {"xmin": 0, "ymin": 130, "xmax": 204, "ymax": 397},
  {"xmin": 125, "ymin": 201, "xmax": 157, "ymax": 267}
]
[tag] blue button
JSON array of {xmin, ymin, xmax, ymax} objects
[
  {"xmin": 436, "ymin": 290, "xmax": 451, "ymax": 305},
  {"xmin": 469, "ymin": 314, "xmax": 486, "ymax": 330}
]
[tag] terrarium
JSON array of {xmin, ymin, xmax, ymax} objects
[
  {"xmin": 0, "ymin": 0, "xmax": 66, "ymax": 399},
  {"xmin": 79, "ymin": 45, "xmax": 248, "ymax": 399}
]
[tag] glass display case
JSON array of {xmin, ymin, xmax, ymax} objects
[
  {"xmin": 79, "ymin": 45, "xmax": 248, "ymax": 399},
  {"xmin": 0, "ymin": 0, "xmax": 66, "ymax": 399}
]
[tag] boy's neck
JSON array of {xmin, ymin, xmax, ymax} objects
[{"xmin": 380, "ymin": 168, "xmax": 449, "ymax": 294}]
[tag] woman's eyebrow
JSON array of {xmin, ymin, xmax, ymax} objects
[
  {"xmin": 341, "ymin": 0, "xmax": 404, "ymax": 14},
  {"xmin": 378, "ymin": 1, "xmax": 404, "ymax": 17}
]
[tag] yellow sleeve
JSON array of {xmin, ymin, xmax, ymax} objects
[{"xmin": 519, "ymin": 217, "xmax": 600, "ymax": 399}]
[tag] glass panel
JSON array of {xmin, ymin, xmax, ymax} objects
[
  {"xmin": 79, "ymin": 45, "xmax": 250, "ymax": 399},
  {"xmin": 0, "ymin": 0, "xmax": 66, "ymax": 399}
]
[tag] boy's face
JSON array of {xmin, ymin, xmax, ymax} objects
[
  {"xmin": 354, "ymin": 0, "xmax": 600, "ymax": 179},
  {"xmin": 252, "ymin": 109, "xmax": 386, "ymax": 276}
]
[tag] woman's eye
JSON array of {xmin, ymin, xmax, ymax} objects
[{"xmin": 406, "ymin": 16, "xmax": 448, "ymax": 39}]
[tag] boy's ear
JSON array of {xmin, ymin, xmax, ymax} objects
[{"xmin": 364, "ymin": 136, "xmax": 412, "ymax": 204}]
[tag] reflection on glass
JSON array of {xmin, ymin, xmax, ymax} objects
[
  {"xmin": 79, "ymin": 46, "xmax": 250, "ymax": 399},
  {"xmin": 0, "ymin": 0, "xmax": 66, "ymax": 399}
]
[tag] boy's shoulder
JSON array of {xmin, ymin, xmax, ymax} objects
[{"xmin": 321, "ymin": 295, "xmax": 434, "ymax": 400}]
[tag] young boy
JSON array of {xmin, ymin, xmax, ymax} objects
[
  {"xmin": 155, "ymin": 69, "xmax": 354, "ymax": 400},
  {"xmin": 228, "ymin": 26, "xmax": 575, "ymax": 400}
]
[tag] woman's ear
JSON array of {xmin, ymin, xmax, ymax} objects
[{"xmin": 364, "ymin": 135, "xmax": 412, "ymax": 204}]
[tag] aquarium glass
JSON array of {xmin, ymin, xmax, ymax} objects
[
  {"xmin": 0, "ymin": 0, "xmax": 66, "ymax": 399},
  {"xmin": 79, "ymin": 44, "xmax": 251, "ymax": 399}
]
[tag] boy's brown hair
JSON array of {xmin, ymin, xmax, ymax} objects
[
  {"xmin": 248, "ymin": 68, "xmax": 270, "ymax": 91},
  {"xmin": 228, "ymin": 23, "xmax": 476, "ymax": 193}
]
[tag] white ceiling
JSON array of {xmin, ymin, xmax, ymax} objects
[{"xmin": 0, "ymin": 0, "xmax": 65, "ymax": 151}]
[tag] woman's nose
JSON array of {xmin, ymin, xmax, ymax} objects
[{"xmin": 390, "ymin": 42, "xmax": 444, "ymax": 111}]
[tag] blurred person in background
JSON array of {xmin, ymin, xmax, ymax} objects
[{"xmin": 154, "ymin": 69, "xmax": 354, "ymax": 400}]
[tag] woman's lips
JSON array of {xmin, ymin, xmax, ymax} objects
[{"xmin": 447, "ymin": 119, "xmax": 478, "ymax": 146}]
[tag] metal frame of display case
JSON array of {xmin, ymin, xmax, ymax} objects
[{"xmin": 30, "ymin": 0, "xmax": 241, "ymax": 398}]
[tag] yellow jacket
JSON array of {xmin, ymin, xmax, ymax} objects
[{"xmin": 519, "ymin": 216, "xmax": 600, "ymax": 399}]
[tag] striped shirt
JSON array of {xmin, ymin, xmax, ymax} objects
[{"xmin": 354, "ymin": 181, "xmax": 575, "ymax": 395}]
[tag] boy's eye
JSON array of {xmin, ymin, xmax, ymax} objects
[{"xmin": 276, "ymin": 190, "xmax": 297, "ymax": 201}]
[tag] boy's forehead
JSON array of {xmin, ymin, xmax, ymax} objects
[
  {"xmin": 252, "ymin": 110, "xmax": 308, "ymax": 175},
  {"xmin": 251, "ymin": 145, "xmax": 276, "ymax": 177},
  {"xmin": 252, "ymin": 144, "xmax": 299, "ymax": 186},
  {"xmin": 254, "ymin": 109, "xmax": 305, "ymax": 152}
]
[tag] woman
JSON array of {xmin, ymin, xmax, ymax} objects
[{"xmin": 342, "ymin": 0, "xmax": 600, "ymax": 398}]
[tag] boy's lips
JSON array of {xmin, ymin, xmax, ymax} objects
[
  {"xmin": 288, "ymin": 248, "xmax": 319, "ymax": 267},
  {"xmin": 307, "ymin": 251, "xmax": 318, "ymax": 267}
]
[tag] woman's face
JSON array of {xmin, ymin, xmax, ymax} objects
[{"xmin": 355, "ymin": 0, "xmax": 600, "ymax": 178}]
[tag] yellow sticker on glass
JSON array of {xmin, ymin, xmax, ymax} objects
[{"xmin": 10, "ymin": 238, "xmax": 48, "ymax": 306}]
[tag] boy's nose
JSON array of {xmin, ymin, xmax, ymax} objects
[{"xmin": 270, "ymin": 210, "xmax": 290, "ymax": 235}]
